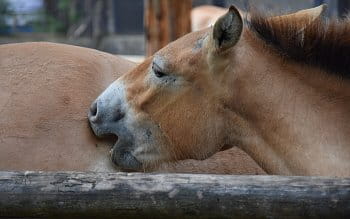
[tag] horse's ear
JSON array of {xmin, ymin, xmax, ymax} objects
[
  {"xmin": 269, "ymin": 4, "xmax": 327, "ymax": 26},
  {"xmin": 212, "ymin": 5, "xmax": 243, "ymax": 51}
]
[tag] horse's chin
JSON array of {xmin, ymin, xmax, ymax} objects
[
  {"xmin": 109, "ymin": 139, "xmax": 143, "ymax": 172},
  {"xmin": 103, "ymin": 134, "xmax": 119, "ymax": 147}
]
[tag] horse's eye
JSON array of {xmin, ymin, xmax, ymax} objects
[
  {"xmin": 154, "ymin": 69, "xmax": 166, "ymax": 78},
  {"xmin": 152, "ymin": 63, "xmax": 166, "ymax": 78}
]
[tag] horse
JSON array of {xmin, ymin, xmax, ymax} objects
[
  {"xmin": 0, "ymin": 42, "xmax": 264, "ymax": 174},
  {"xmin": 89, "ymin": 4, "xmax": 350, "ymax": 176},
  {"xmin": 191, "ymin": 5, "xmax": 248, "ymax": 32},
  {"xmin": 191, "ymin": 5, "xmax": 227, "ymax": 31}
]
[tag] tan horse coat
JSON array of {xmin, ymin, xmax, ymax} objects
[
  {"xmin": 191, "ymin": 5, "xmax": 248, "ymax": 31},
  {"xmin": 90, "ymin": 5, "xmax": 349, "ymax": 176},
  {"xmin": 191, "ymin": 5, "xmax": 227, "ymax": 31},
  {"xmin": 0, "ymin": 42, "xmax": 264, "ymax": 174}
]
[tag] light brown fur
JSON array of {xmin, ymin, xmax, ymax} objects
[
  {"xmin": 95, "ymin": 5, "xmax": 349, "ymax": 176},
  {"xmin": 0, "ymin": 42, "xmax": 264, "ymax": 174},
  {"xmin": 191, "ymin": 5, "xmax": 227, "ymax": 31},
  {"xmin": 191, "ymin": 5, "xmax": 247, "ymax": 31}
]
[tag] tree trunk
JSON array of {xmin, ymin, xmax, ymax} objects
[
  {"xmin": 145, "ymin": 0, "xmax": 192, "ymax": 56},
  {"xmin": 106, "ymin": 0, "xmax": 115, "ymax": 34},
  {"xmin": 92, "ymin": 0, "xmax": 104, "ymax": 48}
]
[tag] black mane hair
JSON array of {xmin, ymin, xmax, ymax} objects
[{"xmin": 248, "ymin": 13, "xmax": 350, "ymax": 79}]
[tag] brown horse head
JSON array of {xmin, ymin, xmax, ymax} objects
[
  {"xmin": 89, "ymin": 6, "xmax": 244, "ymax": 170},
  {"xmin": 89, "ymin": 5, "xmax": 350, "ymax": 176}
]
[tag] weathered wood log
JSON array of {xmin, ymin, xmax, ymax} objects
[{"xmin": 0, "ymin": 171, "xmax": 349, "ymax": 218}]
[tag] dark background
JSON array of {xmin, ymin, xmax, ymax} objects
[{"xmin": 0, "ymin": 0, "xmax": 347, "ymax": 56}]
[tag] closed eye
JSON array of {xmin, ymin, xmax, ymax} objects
[{"xmin": 152, "ymin": 62, "xmax": 167, "ymax": 78}]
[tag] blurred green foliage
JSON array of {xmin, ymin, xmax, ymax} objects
[
  {"xmin": 34, "ymin": 0, "xmax": 82, "ymax": 34},
  {"xmin": 0, "ymin": 0, "xmax": 11, "ymax": 28},
  {"xmin": 34, "ymin": 12, "xmax": 65, "ymax": 33}
]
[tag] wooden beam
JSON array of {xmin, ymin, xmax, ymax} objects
[
  {"xmin": 169, "ymin": 0, "xmax": 192, "ymax": 40},
  {"xmin": 144, "ymin": 0, "xmax": 170, "ymax": 56},
  {"xmin": 0, "ymin": 171, "xmax": 349, "ymax": 218},
  {"xmin": 145, "ymin": 0, "xmax": 192, "ymax": 56},
  {"xmin": 106, "ymin": 0, "xmax": 116, "ymax": 34}
]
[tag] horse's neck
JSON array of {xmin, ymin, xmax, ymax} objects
[{"xmin": 227, "ymin": 43, "xmax": 350, "ymax": 176}]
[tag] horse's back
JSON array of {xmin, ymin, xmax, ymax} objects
[
  {"xmin": 0, "ymin": 42, "xmax": 134, "ymax": 171},
  {"xmin": 159, "ymin": 147, "xmax": 265, "ymax": 174},
  {"xmin": 191, "ymin": 5, "xmax": 226, "ymax": 31}
]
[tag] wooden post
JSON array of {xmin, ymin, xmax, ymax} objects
[
  {"xmin": 92, "ymin": 0, "xmax": 104, "ymax": 48},
  {"xmin": 106, "ymin": 0, "xmax": 116, "ymax": 35},
  {"xmin": 0, "ymin": 171, "xmax": 350, "ymax": 218},
  {"xmin": 145, "ymin": 0, "xmax": 192, "ymax": 56}
]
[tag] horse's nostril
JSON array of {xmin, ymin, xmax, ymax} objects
[
  {"xmin": 89, "ymin": 100, "xmax": 124, "ymax": 123},
  {"xmin": 89, "ymin": 101, "xmax": 98, "ymax": 121}
]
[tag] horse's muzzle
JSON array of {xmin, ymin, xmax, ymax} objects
[{"xmin": 88, "ymin": 81, "xmax": 144, "ymax": 171}]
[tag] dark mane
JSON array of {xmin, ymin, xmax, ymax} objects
[{"xmin": 248, "ymin": 13, "xmax": 350, "ymax": 79}]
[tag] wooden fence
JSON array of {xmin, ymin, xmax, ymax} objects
[{"xmin": 0, "ymin": 171, "xmax": 349, "ymax": 218}]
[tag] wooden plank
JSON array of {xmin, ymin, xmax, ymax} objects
[
  {"xmin": 0, "ymin": 171, "xmax": 349, "ymax": 218},
  {"xmin": 145, "ymin": 0, "xmax": 192, "ymax": 56},
  {"xmin": 169, "ymin": 0, "xmax": 192, "ymax": 40}
]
